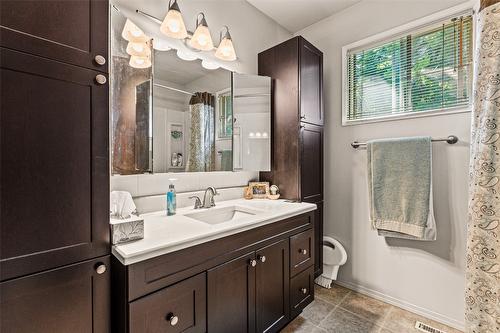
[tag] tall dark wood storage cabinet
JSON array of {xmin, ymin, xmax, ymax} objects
[
  {"xmin": 0, "ymin": 1, "xmax": 111, "ymax": 332},
  {"xmin": 259, "ymin": 36, "xmax": 324, "ymax": 278}
]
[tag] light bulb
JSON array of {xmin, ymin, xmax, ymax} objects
[
  {"xmin": 122, "ymin": 19, "xmax": 148, "ymax": 43},
  {"xmin": 215, "ymin": 29, "xmax": 237, "ymax": 61},
  {"xmin": 160, "ymin": 0, "xmax": 188, "ymax": 39},
  {"xmin": 129, "ymin": 55, "xmax": 152, "ymax": 69},
  {"xmin": 126, "ymin": 41, "xmax": 151, "ymax": 57},
  {"xmin": 189, "ymin": 14, "xmax": 214, "ymax": 51}
]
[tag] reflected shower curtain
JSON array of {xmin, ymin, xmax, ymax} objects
[
  {"xmin": 186, "ymin": 92, "xmax": 215, "ymax": 172},
  {"xmin": 466, "ymin": 2, "xmax": 500, "ymax": 332}
]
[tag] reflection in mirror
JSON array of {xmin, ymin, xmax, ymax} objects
[
  {"xmin": 232, "ymin": 73, "xmax": 271, "ymax": 171},
  {"xmin": 152, "ymin": 50, "xmax": 232, "ymax": 173},
  {"xmin": 111, "ymin": 8, "xmax": 153, "ymax": 175}
]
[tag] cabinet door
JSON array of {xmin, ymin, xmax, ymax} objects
[
  {"xmin": 129, "ymin": 273, "xmax": 206, "ymax": 333},
  {"xmin": 0, "ymin": 255, "xmax": 110, "ymax": 333},
  {"xmin": 0, "ymin": 0, "xmax": 108, "ymax": 72},
  {"xmin": 299, "ymin": 38, "xmax": 323, "ymax": 125},
  {"xmin": 208, "ymin": 252, "xmax": 256, "ymax": 333},
  {"xmin": 314, "ymin": 202, "xmax": 324, "ymax": 278},
  {"xmin": 300, "ymin": 123, "xmax": 323, "ymax": 203},
  {"xmin": 0, "ymin": 48, "xmax": 109, "ymax": 281},
  {"xmin": 255, "ymin": 239, "xmax": 290, "ymax": 333}
]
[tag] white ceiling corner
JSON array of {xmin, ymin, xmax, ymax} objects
[{"xmin": 246, "ymin": 0, "xmax": 361, "ymax": 33}]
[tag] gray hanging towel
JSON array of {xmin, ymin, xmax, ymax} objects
[{"xmin": 367, "ymin": 136, "xmax": 436, "ymax": 240}]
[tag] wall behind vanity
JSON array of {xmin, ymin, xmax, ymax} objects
[{"xmin": 297, "ymin": 0, "xmax": 470, "ymax": 330}]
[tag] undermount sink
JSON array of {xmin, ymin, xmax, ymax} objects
[{"xmin": 185, "ymin": 206, "xmax": 262, "ymax": 225}]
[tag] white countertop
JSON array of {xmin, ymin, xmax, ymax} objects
[{"xmin": 112, "ymin": 198, "xmax": 317, "ymax": 265}]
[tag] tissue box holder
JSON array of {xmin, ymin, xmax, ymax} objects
[{"xmin": 110, "ymin": 215, "xmax": 144, "ymax": 245}]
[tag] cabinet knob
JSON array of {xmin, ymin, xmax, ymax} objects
[
  {"xmin": 95, "ymin": 263, "xmax": 106, "ymax": 274},
  {"xmin": 257, "ymin": 255, "xmax": 266, "ymax": 263},
  {"xmin": 166, "ymin": 313, "xmax": 179, "ymax": 326},
  {"xmin": 94, "ymin": 55, "xmax": 106, "ymax": 65},
  {"xmin": 249, "ymin": 259, "xmax": 257, "ymax": 267},
  {"xmin": 95, "ymin": 74, "xmax": 107, "ymax": 85},
  {"xmin": 299, "ymin": 249, "xmax": 307, "ymax": 255},
  {"xmin": 300, "ymin": 287, "xmax": 308, "ymax": 294},
  {"xmin": 300, "ymin": 115, "xmax": 306, "ymax": 119}
]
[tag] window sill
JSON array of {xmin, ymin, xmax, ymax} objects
[{"xmin": 341, "ymin": 107, "xmax": 472, "ymax": 126}]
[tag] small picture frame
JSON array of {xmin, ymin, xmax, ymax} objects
[{"xmin": 249, "ymin": 182, "xmax": 270, "ymax": 199}]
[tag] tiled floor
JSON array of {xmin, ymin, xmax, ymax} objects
[{"xmin": 281, "ymin": 285, "xmax": 463, "ymax": 333}]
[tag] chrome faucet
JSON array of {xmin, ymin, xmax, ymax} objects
[
  {"xmin": 202, "ymin": 186, "xmax": 219, "ymax": 208},
  {"xmin": 189, "ymin": 196, "xmax": 203, "ymax": 209}
]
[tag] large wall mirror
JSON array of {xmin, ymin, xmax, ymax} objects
[{"xmin": 110, "ymin": 7, "xmax": 271, "ymax": 175}]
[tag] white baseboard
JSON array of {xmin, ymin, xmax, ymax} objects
[{"xmin": 334, "ymin": 280, "xmax": 465, "ymax": 331}]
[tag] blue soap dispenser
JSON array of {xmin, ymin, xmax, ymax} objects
[{"xmin": 167, "ymin": 178, "xmax": 177, "ymax": 216}]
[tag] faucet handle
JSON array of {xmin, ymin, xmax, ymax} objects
[{"xmin": 189, "ymin": 196, "xmax": 203, "ymax": 209}]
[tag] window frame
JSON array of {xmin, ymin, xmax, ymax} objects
[{"xmin": 341, "ymin": 2, "xmax": 476, "ymax": 126}]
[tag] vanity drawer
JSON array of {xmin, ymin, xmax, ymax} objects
[
  {"xmin": 129, "ymin": 272, "xmax": 206, "ymax": 333},
  {"xmin": 290, "ymin": 228, "xmax": 314, "ymax": 277},
  {"xmin": 290, "ymin": 266, "xmax": 314, "ymax": 317}
]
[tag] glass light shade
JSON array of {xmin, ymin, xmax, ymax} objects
[
  {"xmin": 215, "ymin": 37, "xmax": 237, "ymax": 61},
  {"xmin": 189, "ymin": 24, "xmax": 214, "ymax": 51},
  {"xmin": 129, "ymin": 55, "xmax": 152, "ymax": 69},
  {"xmin": 153, "ymin": 39, "xmax": 171, "ymax": 51},
  {"xmin": 160, "ymin": 9, "xmax": 188, "ymax": 39},
  {"xmin": 126, "ymin": 41, "xmax": 151, "ymax": 57},
  {"xmin": 201, "ymin": 60, "xmax": 219, "ymax": 70},
  {"xmin": 122, "ymin": 19, "xmax": 148, "ymax": 43}
]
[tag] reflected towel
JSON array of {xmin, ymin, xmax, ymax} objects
[
  {"xmin": 367, "ymin": 136, "xmax": 436, "ymax": 240},
  {"xmin": 221, "ymin": 150, "xmax": 233, "ymax": 171}
]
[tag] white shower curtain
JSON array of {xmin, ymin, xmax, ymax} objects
[{"xmin": 466, "ymin": 2, "xmax": 500, "ymax": 332}]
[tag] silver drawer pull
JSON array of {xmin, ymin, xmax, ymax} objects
[
  {"xmin": 257, "ymin": 255, "xmax": 266, "ymax": 263},
  {"xmin": 300, "ymin": 287, "xmax": 308, "ymax": 294},
  {"xmin": 94, "ymin": 55, "xmax": 106, "ymax": 65},
  {"xmin": 299, "ymin": 249, "xmax": 307, "ymax": 255},
  {"xmin": 249, "ymin": 259, "xmax": 257, "ymax": 267},
  {"xmin": 95, "ymin": 74, "xmax": 107, "ymax": 85},
  {"xmin": 166, "ymin": 313, "xmax": 179, "ymax": 326}
]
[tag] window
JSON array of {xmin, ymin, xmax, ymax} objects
[{"xmin": 343, "ymin": 12, "xmax": 473, "ymax": 124}]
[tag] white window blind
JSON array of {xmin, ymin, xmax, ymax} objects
[{"xmin": 345, "ymin": 14, "xmax": 473, "ymax": 123}]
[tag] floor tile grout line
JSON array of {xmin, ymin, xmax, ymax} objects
[
  {"xmin": 334, "ymin": 302, "xmax": 389, "ymax": 330},
  {"xmin": 315, "ymin": 289, "xmax": 352, "ymax": 329}
]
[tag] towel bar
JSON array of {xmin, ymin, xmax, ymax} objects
[{"xmin": 351, "ymin": 135, "xmax": 458, "ymax": 149}]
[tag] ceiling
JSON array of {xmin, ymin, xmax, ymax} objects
[{"xmin": 246, "ymin": 0, "xmax": 361, "ymax": 33}]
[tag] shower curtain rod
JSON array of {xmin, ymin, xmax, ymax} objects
[
  {"xmin": 351, "ymin": 135, "xmax": 459, "ymax": 149},
  {"xmin": 154, "ymin": 83, "xmax": 195, "ymax": 96}
]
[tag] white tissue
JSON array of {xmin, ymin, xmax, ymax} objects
[{"xmin": 110, "ymin": 191, "xmax": 137, "ymax": 219}]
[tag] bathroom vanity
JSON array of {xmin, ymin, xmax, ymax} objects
[{"xmin": 111, "ymin": 199, "xmax": 316, "ymax": 333}]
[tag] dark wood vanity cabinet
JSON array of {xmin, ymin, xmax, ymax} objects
[
  {"xmin": 0, "ymin": 1, "xmax": 110, "ymax": 332},
  {"xmin": 259, "ymin": 36, "xmax": 324, "ymax": 277},
  {"xmin": 0, "ymin": 0, "xmax": 109, "ymax": 72},
  {"xmin": 112, "ymin": 212, "xmax": 316, "ymax": 333},
  {"xmin": 0, "ymin": 255, "xmax": 110, "ymax": 333}
]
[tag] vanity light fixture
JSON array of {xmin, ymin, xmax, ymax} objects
[
  {"xmin": 160, "ymin": 0, "xmax": 188, "ymax": 39},
  {"xmin": 176, "ymin": 49, "xmax": 197, "ymax": 61},
  {"xmin": 215, "ymin": 26, "xmax": 237, "ymax": 61},
  {"xmin": 189, "ymin": 13, "xmax": 214, "ymax": 51},
  {"xmin": 129, "ymin": 55, "xmax": 152, "ymax": 69},
  {"xmin": 126, "ymin": 41, "xmax": 151, "ymax": 57},
  {"xmin": 122, "ymin": 18, "xmax": 148, "ymax": 42},
  {"xmin": 201, "ymin": 60, "xmax": 219, "ymax": 70}
]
